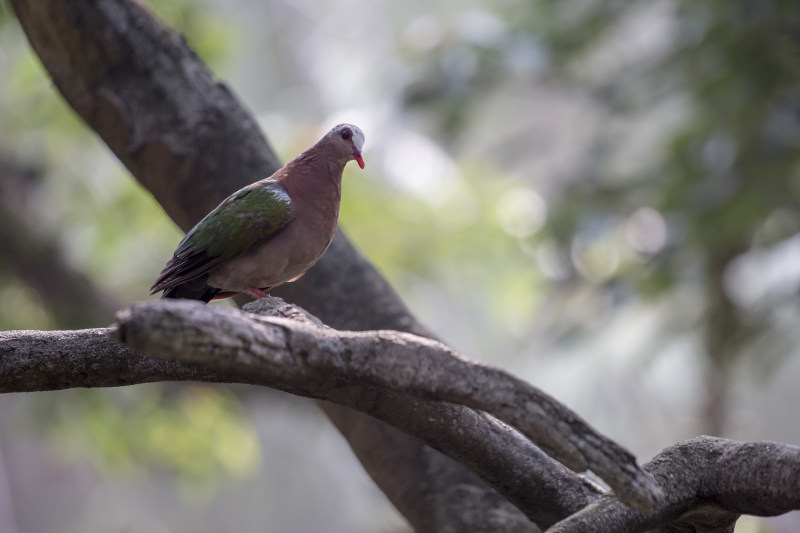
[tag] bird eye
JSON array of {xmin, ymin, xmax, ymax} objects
[{"xmin": 340, "ymin": 128, "xmax": 352, "ymax": 140}]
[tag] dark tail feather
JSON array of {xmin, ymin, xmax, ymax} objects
[{"xmin": 160, "ymin": 275, "xmax": 220, "ymax": 303}]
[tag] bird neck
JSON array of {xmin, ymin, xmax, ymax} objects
[{"xmin": 282, "ymin": 145, "xmax": 346, "ymax": 212}]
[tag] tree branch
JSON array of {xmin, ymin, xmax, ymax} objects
[
  {"xmin": 546, "ymin": 436, "xmax": 800, "ymax": 533},
  {"xmin": 5, "ymin": 301, "xmax": 800, "ymax": 532},
  {"xmin": 111, "ymin": 299, "xmax": 661, "ymax": 511},
  {"xmin": 0, "ymin": 298, "xmax": 629, "ymax": 527}
]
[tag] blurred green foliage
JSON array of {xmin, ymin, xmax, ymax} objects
[
  {"xmin": 148, "ymin": 0, "xmax": 236, "ymax": 69},
  {"xmin": 340, "ymin": 166, "xmax": 546, "ymax": 334},
  {"xmin": 533, "ymin": 0, "xmax": 800, "ymax": 369},
  {"xmin": 401, "ymin": 1, "xmax": 800, "ymax": 347},
  {"xmin": 0, "ymin": 276, "xmax": 56, "ymax": 329},
  {"xmin": 41, "ymin": 386, "xmax": 260, "ymax": 494}
]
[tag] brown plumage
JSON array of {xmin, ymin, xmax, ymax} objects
[{"xmin": 150, "ymin": 123, "xmax": 366, "ymax": 302}]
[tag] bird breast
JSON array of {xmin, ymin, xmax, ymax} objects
[{"xmin": 206, "ymin": 205, "xmax": 338, "ymax": 292}]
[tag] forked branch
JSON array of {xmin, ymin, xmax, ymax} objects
[
  {"xmin": 113, "ymin": 298, "xmax": 662, "ymax": 511},
  {"xmin": 0, "ymin": 297, "xmax": 659, "ymax": 513},
  {"xmin": 546, "ymin": 436, "xmax": 800, "ymax": 533}
]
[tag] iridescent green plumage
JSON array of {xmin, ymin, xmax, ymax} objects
[
  {"xmin": 150, "ymin": 179, "xmax": 291, "ymax": 295},
  {"xmin": 176, "ymin": 181, "xmax": 291, "ymax": 259}
]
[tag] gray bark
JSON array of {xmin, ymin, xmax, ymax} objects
[
  {"xmin": 0, "ymin": 298, "xmax": 651, "ymax": 522},
  {"xmin": 548, "ymin": 437, "xmax": 800, "ymax": 533},
  {"xmin": 3, "ymin": 301, "xmax": 800, "ymax": 532}
]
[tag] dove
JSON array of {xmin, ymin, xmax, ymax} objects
[{"xmin": 150, "ymin": 123, "xmax": 365, "ymax": 302}]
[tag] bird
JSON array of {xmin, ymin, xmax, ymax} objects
[{"xmin": 149, "ymin": 123, "xmax": 365, "ymax": 302}]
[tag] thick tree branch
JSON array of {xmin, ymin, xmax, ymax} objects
[
  {"xmin": 4, "ymin": 304, "xmax": 800, "ymax": 532},
  {"xmin": 109, "ymin": 299, "xmax": 660, "ymax": 511},
  {"xmin": 546, "ymin": 436, "xmax": 800, "ymax": 533},
  {"xmin": 0, "ymin": 298, "xmax": 600, "ymax": 528},
  {"xmin": 0, "ymin": 328, "xmax": 243, "ymax": 391}
]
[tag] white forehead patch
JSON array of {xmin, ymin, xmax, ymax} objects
[
  {"xmin": 331, "ymin": 123, "xmax": 365, "ymax": 151},
  {"xmin": 350, "ymin": 126, "xmax": 365, "ymax": 151}
]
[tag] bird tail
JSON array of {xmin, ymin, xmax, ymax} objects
[{"xmin": 160, "ymin": 275, "xmax": 220, "ymax": 303}]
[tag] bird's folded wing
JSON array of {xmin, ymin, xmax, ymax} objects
[{"xmin": 150, "ymin": 181, "xmax": 292, "ymax": 293}]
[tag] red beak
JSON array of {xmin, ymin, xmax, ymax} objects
[{"xmin": 353, "ymin": 148, "xmax": 365, "ymax": 169}]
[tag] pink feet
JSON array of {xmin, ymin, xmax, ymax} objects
[{"xmin": 249, "ymin": 288, "xmax": 269, "ymax": 299}]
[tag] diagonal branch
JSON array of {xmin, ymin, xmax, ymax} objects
[
  {"xmin": 0, "ymin": 298, "xmax": 604, "ymax": 528},
  {"xmin": 5, "ymin": 309, "xmax": 800, "ymax": 532},
  {"xmin": 109, "ymin": 298, "xmax": 660, "ymax": 511}
]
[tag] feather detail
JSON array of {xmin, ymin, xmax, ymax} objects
[
  {"xmin": 149, "ymin": 250, "xmax": 224, "ymax": 294},
  {"xmin": 149, "ymin": 180, "xmax": 291, "ymax": 294}
]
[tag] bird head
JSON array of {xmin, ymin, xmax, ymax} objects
[{"xmin": 326, "ymin": 124, "xmax": 366, "ymax": 169}]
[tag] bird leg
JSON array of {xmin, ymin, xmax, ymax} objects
[{"xmin": 249, "ymin": 288, "xmax": 269, "ymax": 299}]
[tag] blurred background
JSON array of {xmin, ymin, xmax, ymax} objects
[{"xmin": 1, "ymin": 0, "xmax": 800, "ymax": 531}]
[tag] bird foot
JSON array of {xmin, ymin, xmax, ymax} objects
[{"xmin": 249, "ymin": 288, "xmax": 270, "ymax": 299}]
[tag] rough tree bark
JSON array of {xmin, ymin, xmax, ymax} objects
[
  {"xmin": 3, "ymin": 299, "xmax": 799, "ymax": 532},
  {"xmin": 3, "ymin": 0, "xmax": 800, "ymax": 531}
]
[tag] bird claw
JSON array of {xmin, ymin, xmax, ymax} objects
[{"xmin": 249, "ymin": 288, "xmax": 269, "ymax": 299}]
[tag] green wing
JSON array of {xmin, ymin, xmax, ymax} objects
[{"xmin": 150, "ymin": 180, "xmax": 292, "ymax": 294}]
